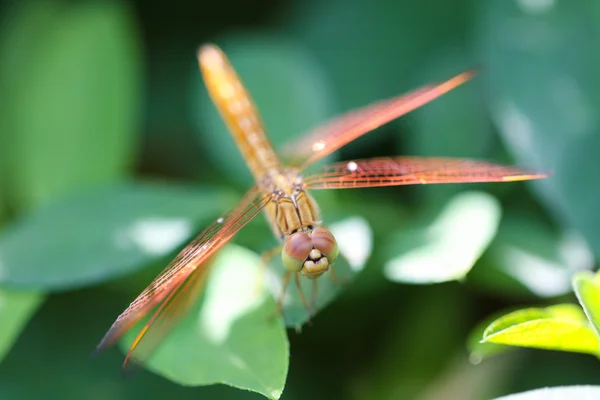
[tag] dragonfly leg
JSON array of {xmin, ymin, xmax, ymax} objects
[
  {"xmin": 295, "ymin": 273, "xmax": 314, "ymax": 320},
  {"xmin": 310, "ymin": 278, "xmax": 318, "ymax": 311},
  {"xmin": 255, "ymin": 245, "xmax": 283, "ymax": 295},
  {"xmin": 268, "ymin": 270, "xmax": 292, "ymax": 322},
  {"xmin": 328, "ymin": 264, "xmax": 349, "ymax": 285}
]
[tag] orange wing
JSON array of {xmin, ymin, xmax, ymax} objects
[
  {"xmin": 95, "ymin": 188, "xmax": 272, "ymax": 367},
  {"xmin": 283, "ymin": 71, "xmax": 475, "ymax": 170},
  {"xmin": 121, "ymin": 254, "xmax": 211, "ymax": 376},
  {"xmin": 303, "ymin": 157, "xmax": 548, "ymax": 189}
]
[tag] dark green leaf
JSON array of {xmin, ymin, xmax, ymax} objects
[
  {"xmin": 477, "ymin": 0, "xmax": 600, "ymax": 259},
  {"xmin": 288, "ymin": 0, "xmax": 473, "ymax": 108},
  {"xmin": 408, "ymin": 46, "xmax": 495, "ymax": 207},
  {"xmin": 0, "ymin": 288, "xmax": 44, "ymax": 364},
  {"xmin": 0, "ymin": 182, "xmax": 236, "ymax": 290},
  {"xmin": 120, "ymin": 245, "xmax": 288, "ymax": 399},
  {"xmin": 0, "ymin": 286, "xmax": 258, "ymax": 399},
  {"xmin": 0, "ymin": 1, "xmax": 142, "ymax": 209}
]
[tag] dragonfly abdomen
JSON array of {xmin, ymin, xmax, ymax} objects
[{"xmin": 198, "ymin": 45, "xmax": 282, "ymax": 180}]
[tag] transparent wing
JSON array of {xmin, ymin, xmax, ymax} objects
[
  {"xmin": 283, "ymin": 71, "xmax": 475, "ymax": 170},
  {"xmin": 303, "ymin": 157, "xmax": 548, "ymax": 189},
  {"xmin": 95, "ymin": 187, "xmax": 272, "ymax": 360},
  {"xmin": 121, "ymin": 253, "xmax": 212, "ymax": 376}
]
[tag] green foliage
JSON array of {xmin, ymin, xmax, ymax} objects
[
  {"xmin": 0, "ymin": 0, "xmax": 599, "ymax": 398},
  {"xmin": 573, "ymin": 271, "xmax": 600, "ymax": 337},
  {"xmin": 0, "ymin": 288, "xmax": 44, "ymax": 364},
  {"xmin": 384, "ymin": 191, "xmax": 500, "ymax": 284},
  {"xmin": 120, "ymin": 245, "xmax": 288, "ymax": 399},
  {"xmin": 0, "ymin": 182, "xmax": 235, "ymax": 289},
  {"xmin": 467, "ymin": 309, "xmax": 513, "ymax": 364},
  {"xmin": 471, "ymin": 213, "xmax": 593, "ymax": 298},
  {"xmin": 478, "ymin": 0, "xmax": 600, "ymax": 259},
  {"xmin": 479, "ymin": 270, "xmax": 600, "ymax": 363},
  {"xmin": 0, "ymin": 1, "xmax": 143, "ymax": 209},
  {"xmin": 481, "ymin": 304, "xmax": 600, "ymax": 356}
]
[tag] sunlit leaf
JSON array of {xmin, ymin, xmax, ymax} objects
[
  {"xmin": 467, "ymin": 310, "xmax": 514, "ymax": 364},
  {"xmin": 492, "ymin": 386, "xmax": 600, "ymax": 400},
  {"xmin": 120, "ymin": 245, "xmax": 288, "ymax": 400},
  {"xmin": 193, "ymin": 33, "xmax": 334, "ymax": 186},
  {"xmin": 474, "ymin": 213, "xmax": 593, "ymax": 298},
  {"xmin": 477, "ymin": 0, "xmax": 600, "ymax": 260},
  {"xmin": 384, "ymin": 192, "xmax": 501, "ymax": 284},
  {"xmin": 0, "ymin": 288, "xmax": 44, "ymax": 364},
  {"xmin": 0, "ymin": 182, "xmax": 235, "ymax": 290},
  {"xmin": 0, "ymin": 1, "xmax": 142, "ymax": 209},
  {"xmin": 481, "ymin": 304, "xmax": 600, "ymax": 356},
  {"xmin": 573, "ymin": 271, "xmax": 600, "ymax": 338}
]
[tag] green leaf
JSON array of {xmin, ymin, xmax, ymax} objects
[
  {"xmin": 492, "ymin": 386, "xmax": 600, "ymax": 400},
  {"xmin": 0, "ymin": 288, "xmax": 44, "ymax": 364},
  {"xmin": 0, "ymin": 286, "xmax": 256, "ymax": 399},
  {"xmin": 481, "ymin": 304, "xmax": 600, "ymax": 356},
  {"xmin": 0, "ymin": 1, "xmax": 142, "ymax": 209},
  {"xmin": 193, "ymin": 33, "xmax": 334, "ymax": 186},
  {"xmin": 467, "ymin": 310, "xmax": 514, "ymax": 364},
  {"xmin": 119, "ymin": 245, "xmax": 288, "ymax": 400},
  {"xmin": 477, "ymin": 0, "xmax": 600, "ymax": 260},
  {"xmin": 0, "ymin": 182, "xmax": 236, "ymax": 290},
  {"xmin": 573, "ymin": 271, "xmax": 600, "ymax": 338},
  {"xmin": 384, "ymin": 191, "xmax": 501, "ymax": 284},
  {"xmin": 473, "ymin": 213, "xmax": 593, "ymax": 298},
  {"xmin": 288, "ymin": 0, "xmax": 473, "ymax": 108}
]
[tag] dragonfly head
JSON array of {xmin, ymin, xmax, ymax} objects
[{"xmin": 282, "ymin": 228, "xmax": 339, "ymax": 279}]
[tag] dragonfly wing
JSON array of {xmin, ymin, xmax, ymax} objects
[
  {"xmin": 303, "ymin": 157, "xmax": 548, "ymax": 189},
  {"xmin": 282, "ymin": 71, "xmax": 475, "ymax": 170},
  {"xmin": 95, "ymin": 187, "xmax": 272, "ymax": 364},
  {"xmin": 121, "ymin": 254, "xmax": 212, "ymax": 377}
]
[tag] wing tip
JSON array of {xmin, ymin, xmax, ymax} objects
[
  {"xmin": 120, "ymin": 354, "xmax": 142, "ymax": 380},
  {"xmin": 442, "ymin": 69, "xmax": 477, "ymax": 91},
  {"xmin": 93, "ymin": 330, "xmax": 117, "ymax": 356},
  {"xmin": 502, "ymin": 172, "xmax": 551, "ymax": 182}
]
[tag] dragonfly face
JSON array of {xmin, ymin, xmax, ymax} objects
[
  {"xmin": 285, "ymin": 227, "xmax": 339, "ymax": 279},
  {"xmin": 95, "ymin": 43, "xmax": 549, "ymax": 374}
]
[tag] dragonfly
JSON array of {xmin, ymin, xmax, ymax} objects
[{"xmin": 96, "ymin": 44, "xmax": 547, "ymax": 373}]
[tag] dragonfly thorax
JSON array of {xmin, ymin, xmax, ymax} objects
[{"xmin": 261, "ymin": 169, "xmax": 322, "ymax": 239}]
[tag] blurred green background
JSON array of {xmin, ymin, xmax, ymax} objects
[{"xmin": 1, "ymin": 0, "xmax": 600, "ymax": 399}]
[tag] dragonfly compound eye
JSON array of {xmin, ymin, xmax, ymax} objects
[
  {"xmin": 310, "ymin": 228, "xmax": 338, "ymax": 265},
  {"xmin": 282, "ymin": 232, "xmax": 312, "ymax": 272}
]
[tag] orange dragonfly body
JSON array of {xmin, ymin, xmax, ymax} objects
[{"xmin": 96, "ymin": 44, "xmax": 547, "ymax": 373}]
